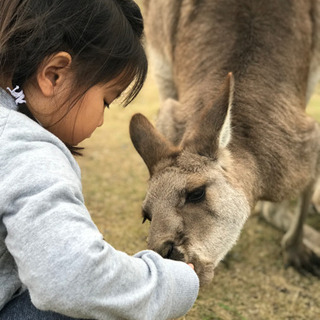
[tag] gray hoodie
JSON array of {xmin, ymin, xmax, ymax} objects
[{"xmin": 0, "ymin": 88, "xmax": 199, "ymax": 320}]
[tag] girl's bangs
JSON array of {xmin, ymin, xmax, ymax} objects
[{"xmin": 97, "ymin": 49, "xmax": 148, "ymax": 107}]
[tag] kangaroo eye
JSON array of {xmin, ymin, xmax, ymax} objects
[{"xmin": 186, "ymin": 187, "xmax": 206, "ymax": 204}]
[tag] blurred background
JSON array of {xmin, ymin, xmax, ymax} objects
[{"xmin": 77, "ymin": 1, "xmax": 320, "ymax": 319}]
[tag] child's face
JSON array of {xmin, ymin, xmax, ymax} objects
[
  {"xmin": 26, "ymin": 74, "xmax": 125, "ymax": 146},
  {"xmin": 46, "ymin": 78, "xmax": 124, "ymax": 145}
]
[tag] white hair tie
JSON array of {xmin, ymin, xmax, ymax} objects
[{"xmin": 7, "ymin": 85, "xmax": 26, "ymax": 105}]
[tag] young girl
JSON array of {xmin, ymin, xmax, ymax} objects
[{"xmin": 0, "ymin": 1, "xmax": 199, "ymax": 319}]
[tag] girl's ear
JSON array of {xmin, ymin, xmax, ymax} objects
[{"xmin": 36, "ymin": 52, "xmax": 72, "ymax": 97}]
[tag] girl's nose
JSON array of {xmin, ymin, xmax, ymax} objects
[{"xmin": 98, "ymin": 115, "xmax": 104, "ymax": 127}]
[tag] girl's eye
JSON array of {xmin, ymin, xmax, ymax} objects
[
  {"xmin": 104, "ymin": 101, "xmax": 110, "ymax": 109},
  {"xmin": 186, "ymin": 187, "xmax": 206, "ymax": 204}
]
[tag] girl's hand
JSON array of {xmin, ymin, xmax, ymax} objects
[{"xmin": 187, "ymin": 263, "xmax": 195, "ymax": 270}]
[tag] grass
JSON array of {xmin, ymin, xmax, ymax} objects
[{"xmin": 76, "ymin": 71, "xmax": 320, "ymax": 320}]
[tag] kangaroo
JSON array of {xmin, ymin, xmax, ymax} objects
[{"xmin": 129, "ymin": 0, "xmax": 320, "ymax": 285}]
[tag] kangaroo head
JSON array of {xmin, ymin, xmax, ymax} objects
[{"xmin": 130, "ymin": 74, "xmax": 250, "ymax": 285}]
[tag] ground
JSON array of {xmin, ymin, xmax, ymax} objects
[{"xmin": 76, "ymin": 70, "xmax": 320, "ymax": 320}]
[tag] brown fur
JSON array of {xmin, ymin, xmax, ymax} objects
[{"xmin": 130, "ymin": 0, "xmax": 320, "ymax": 284}]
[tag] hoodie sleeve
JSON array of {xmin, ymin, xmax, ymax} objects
[{"xmin": 0, "ymin": 112, "xmax": 199, "ymax": 320}]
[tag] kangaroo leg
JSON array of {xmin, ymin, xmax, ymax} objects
[
  {"xmin": 311, "ymin": 177, "xmax": 320, "ymax": 214},
  {"xmin": 258, "ymin": 200, "xmax": 293, "ymax": 231},
  {"xmin": 259, "ymin": 200, "xmax": 320, "ymax": 257},
  {"xmin": 156, "ymin": 99, "xmax": 186, "ymax": 145},
  {"xmin": 259, "ymin": 192, "xmax": 320, "ymax": 276},
  {"xmin": 281, "ymin": 184, "xmax": 320, "ymax": 275},
  {"xmin": 147, "ymin": 46, "xmax": 177, "ymax": 103},
  {"xmin": 147, "ymin": 47, "xmax": 187, "ymax": 145}
]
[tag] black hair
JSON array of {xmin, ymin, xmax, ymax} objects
[
  {"xmin": 0, "ymin": 0, "xmax": 147, "ymax": 104},
  {"xmin": 0, "ymin": 0, "xmax": 148, "ymax": 153}
]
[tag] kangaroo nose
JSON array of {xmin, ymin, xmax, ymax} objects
[
  {"xmin": 165, "ymin": 243, "xmax": 174, "ymax": 258},
  {"xmin": 164, "ymin": 242, "xmax": 185, "ymax": 261}
]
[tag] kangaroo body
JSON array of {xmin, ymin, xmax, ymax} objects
[{"xmin": 130, "ymin": 0, "xmax": 320, "ymax": 284}]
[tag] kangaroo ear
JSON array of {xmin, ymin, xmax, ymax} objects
[
  {"xmin": 130, "ymin": 113, "xmax": 179, "ymax": 175},
  {"xmin": 219, "ymin": 73, "xmax": 234, "ymax": 148},
  {"xmin": 181, "ymin": 73, "xmax": 234, "ymax": 158}
]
